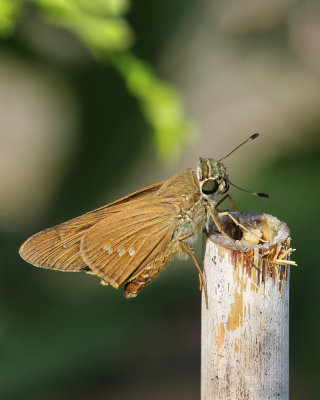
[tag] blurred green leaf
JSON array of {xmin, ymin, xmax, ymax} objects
[
  {"xmin": 0, "ymin": 0, "xmax": 22, "ymax": 36},
  {"xmin": 31, "ymin": 0, "xmax": 133, "ymax": 51},
  {"xmin": 46, "ymin": 12, "xmax": 133, "ymax": 51},
  {"xmin": 0, "ymin": 0, "xmax": 192, "ymax": 160},
  {"xmin": 76, "ymin": 0, "xmax": 130, "ymax": 17},
  {"xmin": 111, "ymin": 52, "xmax": 195, "ymax": 161},
  {"xmin": 30, "ymin": 0, "xmax": 76, "ymax": 14}
]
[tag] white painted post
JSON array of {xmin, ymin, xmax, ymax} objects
[{"xmin": 201, "ymin": 212, "xmax": 294, "ymax": 400}]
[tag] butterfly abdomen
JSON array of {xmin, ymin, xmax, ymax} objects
[{"xmin": 124, "ymin": 244, "xmax": 176, "ymax": 298}]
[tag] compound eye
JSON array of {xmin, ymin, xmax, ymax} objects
[{"xmin": 201, "ymin": 179, "xmax": 218, "ymax": 195}]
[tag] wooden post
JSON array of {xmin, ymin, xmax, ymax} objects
[{"xmin": 201, "ymin": 212, "xmax": 294, "ymax": 400}]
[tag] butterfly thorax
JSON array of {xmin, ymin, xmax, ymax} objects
[{"xmin": 156, "ymin": 169, "xmax": 207, "ymax": 242}]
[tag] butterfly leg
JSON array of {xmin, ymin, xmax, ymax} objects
[
  {"xmin": 177, "ymin": 235, "xmax": 203, "ymax": 290},
  {"xmin": 216, "ymin": 192, "xmax": 267, "ymax": 242},
  {"xmin": 217, "ymin": 210, "xmax": 266, "ymax": 243},
  {"xmin": 207, "ymin": 204, "xmax": 260, "ymax": 271},
  {"xmin": 215, "ymin": 194, "xmax": 256, "ymax": 228},
  {"xmin": 178, "ymin": 238, "xmax": 208, "ymax": 308}
]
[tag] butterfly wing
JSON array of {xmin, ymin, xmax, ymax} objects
[
  {"xmin": 19, "ymin": 214, "xmax": 102, "ymax": 272},
  {"xmin": 80, "ymin": 198, "xmax": 180, "ymax": 288},
  {"xmin": 19, "ymin": 181, "xmax": 165, "ymax": 272}
]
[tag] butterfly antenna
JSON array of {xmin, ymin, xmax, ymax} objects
[
  {"xmin": 219, "ymin": 133, "xmax": 259, "ymax": 162},
  {"xmin": 226, "ymin": 179, "xmax": 269, "ymax": 198}
]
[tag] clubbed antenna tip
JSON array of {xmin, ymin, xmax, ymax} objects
[
  {"xmin": 227, "ymin": 180, "xmax": 269, "ymax": 199},
  {"xmin": 257, "ymin": 192, "xmax": 269, "ymax": 198},
  {"xmin": 219, "ymin": 132, "xmax": 261, "ymax": 162}
]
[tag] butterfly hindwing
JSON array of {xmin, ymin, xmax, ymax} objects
[{"xmin": 80, "ymin": 199, "xmax": 180, "ymax": 287}]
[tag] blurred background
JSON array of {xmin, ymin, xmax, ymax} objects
[{"xmin": 1, "ymin": 0, "xmax": 319, "ymax": 399}]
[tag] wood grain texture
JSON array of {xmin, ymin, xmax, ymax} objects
[{"xmin": 201, "ymin": 212, "xmax": 292, "ymax": 400}]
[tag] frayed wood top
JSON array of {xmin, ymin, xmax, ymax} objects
[{"xmin": 207, "ymin": 212, "xmax": 292, "ymax": 251}]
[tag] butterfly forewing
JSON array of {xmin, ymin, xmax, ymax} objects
[
  {"xmin": 19, "ymin": 181, "xmax": 165, "ymax": 272},
  {"xmin": 80, "ymin": 199, "xmax": 180, "ymax": 287},
  {"xmin": 19, "ymin": 215, "xmax": 100, "ymax": 272}
]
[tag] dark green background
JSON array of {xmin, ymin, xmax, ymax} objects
[{"xmin": 1, "ymin": 1, "xmax": 319, "ymax": 399}]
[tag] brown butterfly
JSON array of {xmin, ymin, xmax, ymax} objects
[{"xmin": 19, "ymin": 134, "xmax": 267, "ymax": 305}]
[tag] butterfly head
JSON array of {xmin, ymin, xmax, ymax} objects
[{"xmin": 196, "ymin": 158, "xmax": 229, "ymax": 201}]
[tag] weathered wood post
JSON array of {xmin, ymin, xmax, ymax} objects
[{"xmin": 201, "ymin": 212, "xmax": 295, "ymax": 400}]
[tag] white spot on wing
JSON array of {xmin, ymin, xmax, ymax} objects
[
  {"xmin": 129, "ymin": 247, "xmax": 135, "ymax": 256},
  {"xmin": 103, "ymin": 244, "xmax": 113, "ymax": 255},
  {"xmin": 117, "ymin": 246, "xmax": 125, "ymax": 257}
]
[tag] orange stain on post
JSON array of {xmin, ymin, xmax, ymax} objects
[
  {"xmin": 216, "ymin": 322, "xmax": 225, "ymax": 366},
  {"xmin": 227, "ymin": 291, "xmax": 244, "ymax": 331}
]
